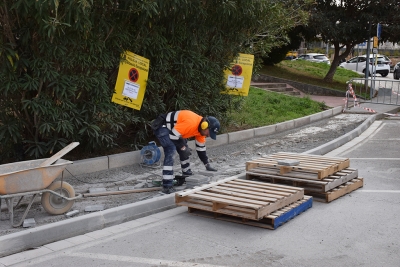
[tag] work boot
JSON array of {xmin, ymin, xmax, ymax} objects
[
  {"xmin": 162, "ymin": 186, "xmax": 176, "ymax": 194},
  {"xmin": 162, "ymin": 179, "xmax": 175, "ymax": 194},
  {"xmin": 182, "ymin": 169, "xmax": 193, "ymax": 176}
]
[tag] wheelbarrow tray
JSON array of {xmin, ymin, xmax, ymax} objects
[{"xmin": 0, "ymin": 159, "xmax": 72, "ymax": 195}]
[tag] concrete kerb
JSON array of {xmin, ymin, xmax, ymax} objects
[
  {"xmin": 62, "ymin": 156, "xmax": 109, "ymax": 178},
  {"xmin": 305, "ymin": 115, "xmax": 376, "ymax": 155},
  {"xmin": 0, "ymin": 194, "xmax": 175, "ymax": 257},
  {"xmin": 0, "ymin": 106, "xmax": 351, "ymax": 257},
  {"xmin": 228, "ymin": 128, "xmax": 254, "ymax": 143}
]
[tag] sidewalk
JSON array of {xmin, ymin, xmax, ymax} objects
[{"xmin": 310, "ymin": 94, "xmax": 400, "ymax": 116}]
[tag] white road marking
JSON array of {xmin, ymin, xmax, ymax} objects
[
  {"xmin": 350, "ymin": 158, "xmax": 400, "ymax": 160},
  {"xmin": 70, "ymin": 252, "xmax": 226, "ymax": 267},
  {"xmin": 359, "ymin": 190, "xmax": 400, "ymax": 193}
]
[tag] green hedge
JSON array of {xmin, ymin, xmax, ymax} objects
[{"xmin": 0, "ymin": 0, "xmax": 310, "ymax": 163}]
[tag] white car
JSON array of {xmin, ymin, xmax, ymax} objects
[
  {"xmin": 394, "ymin": 62, "xmax": 400, "ymax": 80},
  {"xmin": 339, "ymin": 54, "xmax": 390, "ymax": 77},
  {"xmin": 296, "ymin": 53, "xmax": 331, "ymax": 64}
]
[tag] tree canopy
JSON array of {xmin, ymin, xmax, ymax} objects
[
  {"xmin": 305, "ymin": 0, "xmax": 400, "ymax": 82},
  {"xmin": 0, "ymin": 0, "xmax": 310, "ymax": 163}
]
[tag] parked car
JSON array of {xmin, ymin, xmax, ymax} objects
[
  {"xmin": 285, "ymin": 51, "xmax": 298, "ymax": 60},
  {"xmin": 394, "ymin": 62, "xmax": 400, "ymax": 80},
  {"xmin": 339, "ymin": 54, "xmax": 390, "ymax": 77},
  {"xmin": 295, "ymin": 53, "xmax": 331, "ymax": 64}
]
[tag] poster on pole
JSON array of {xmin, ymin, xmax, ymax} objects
[
  {"xmin": 221, "ymin": 53, "xmax": 254, "ymax": 96},
  {"xmin": 112, "ymin": 51, "xmax": 149, "ymax": 110}
]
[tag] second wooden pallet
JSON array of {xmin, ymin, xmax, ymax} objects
[
  {"xmin": 246, "ymin": 152, "xmax": 350, "ymax": 180},
  {"xmin": 246, "ymin": 168, "xmax": 358, "ymax": 193},
  {"xmin": 306, "ymin": 178, "xmax": 364, "ymax": 203}
]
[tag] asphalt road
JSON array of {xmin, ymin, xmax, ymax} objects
[{"xmin": 1, "ymin": 114, "xmax": 400, "ymax": 266}]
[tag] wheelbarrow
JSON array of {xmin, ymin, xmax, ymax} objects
[{"xmin": 0, "ymin": 142, "xmax": 82, "ymax": 227}]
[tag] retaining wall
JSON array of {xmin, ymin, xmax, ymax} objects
[{"xmin": 252, "ymin": 74, "xmax": 346, "ymax": 96}]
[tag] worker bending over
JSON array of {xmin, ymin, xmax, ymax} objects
[{"xmin": 152, "ymin": 110, "xmax": 220, "ymax": 194}]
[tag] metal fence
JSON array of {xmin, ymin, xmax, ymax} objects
[{"xmin": 344, "ymin": 78, "xmax": 400, "ymax": 110}]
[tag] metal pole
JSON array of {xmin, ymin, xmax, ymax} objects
[
  {"xmin": 372, "ymin": 50, "xmax": 376, "ymax": 100},
  {"xmin": 366, "ymin": 23, "xmax": 372, "ymax": 99},
  {"xmin": 356, "ymin": 44, "xmax": 359, "ymax": 71}
]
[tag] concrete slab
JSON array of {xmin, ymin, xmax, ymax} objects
[
  {"xmin": 0, "ymin": 247, "xmax": 53, "ymax": 266},
  {"xmin": 275, "ymin": 120, "xmax": 294, "ymax": 132},
  {"xmin": 118, "ymin": 220, "xmax": 145, "ymax": 229},
  {"xmin": 321, "ymin": 109, "xmax": 333, "ymax": 119},
  {"xmin": 206, "ymin": 134, "xmax": 229, "ymax": 147},
  {"xmin": 84, "ymin": 229, "xmax": 114, "ymax": 239},
  {"xmin": 254, "ymin": 124, "xmax": 276, "ymax": 137},
  {"xmin": 310, "ymin": 111, "xmax": 323, "ymax": 122},
  {"xmin": 43, "ymin": 240, "xmax": 75, "ymax": 251},
  {"xmin": 332, "ymin": 106, "xmax": 343, "ymax": 115},
  {"xmin": 100, "ymin": 194, "xmax": 175, "ymax": 227},
  {"xmin": 22, "ymin": 218, "xmax": 36, "ymax": 228},
  {"xmin": 63, "ymin": 156, "xmax": 109, "ymax": 178},
  {"xmin": 64, "ymin": 234, "xmax": 95, "ymax": 245},
  {"xmin": 134, "ymin": 214, "xmax": 163, "ymax": 225},
  {"xmin": 102, "ymin": 224, "xmax": 130, "ymax": 234},
  {"xmin": 293, "ymin": 116, "xmax": 310, "ymax": 128},
  {"xmin": 65, "ymin": 210, "xmax": 79, "ymax": 217},
  {"xmin": 108, "ymin": 150, "xmax": 141, "ymax": 168},
  {"xmin": 0, "ymin": 211, "xmax": 104, "ymax": 257},
  {"xmin": 228, "ymin": 129, "xmax": 254, "ymax": 143},
  {"xmin": 150, "ymin": 206, "xmax": 187, "ymax": 219}
]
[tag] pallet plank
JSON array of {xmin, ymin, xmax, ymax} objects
[
  {"xmin": 218, "ymin": 183, "xmax": 294, "ymax": 199},
  {"xmin": 206, "ymin": 188, "xmax": 278, "ymax": 202},
  {"xmin": 195, "ymin": 191, "xmax": 270, "ymax": 206}
]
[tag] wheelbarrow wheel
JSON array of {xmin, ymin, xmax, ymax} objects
[{"xmin": 41, "ymin": 181, "xmax": 75, "ymax": 215}]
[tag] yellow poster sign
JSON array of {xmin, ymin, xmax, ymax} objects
[
  {"xmin": 112, "ymin": 51, "xmax": 150, "ymax": 110},
  {"xmin": 222, "ymin": 53, "xmax": 254, "ymax": 96},
  {"xmin": 373, "ymin": 36, "xmax": 378, "ymax": 48}
]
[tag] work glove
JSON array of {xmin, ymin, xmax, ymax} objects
[
  {"xmin": 180, "ymin": 146, "xmax": 191, "ymax": 158},
  {"xmin": 205, "ymin": 163, "xmax": 217, "ymax": 171}
]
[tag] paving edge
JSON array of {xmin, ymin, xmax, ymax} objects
[
  {"xmin": 0, "ymin": 173, "xmax": 246, "ymax": 258},
  {"xmin": 304, "ymin": 114, "xmax": 377, "ymax": 155}
]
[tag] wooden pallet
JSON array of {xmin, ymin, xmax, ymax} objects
[
  {"xmin": 187, "ymin": 196, "xmax": 313, "ymax": 229},
  {"xmin": 175, "ymin": 176, "xmax": 304, "ymax": 220},
  {"xmin": 247, "ymin": 168, "xmax": 358, "ymax": 193},
  {"xmin": 306, "ymin": 178, "xmax": 364, "ymax": 203},
  {"xmin": 246, "ymin": 152, "xmax": 350, "ymax": 180}
]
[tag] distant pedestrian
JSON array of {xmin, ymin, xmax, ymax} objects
[{"xmin": 151, "ymin": 110, "xmax": 220, "ymax": 194}]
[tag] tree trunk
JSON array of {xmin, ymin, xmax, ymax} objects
[{"xmin": 323, "ymin": 42, "xmax": 354, "ymax": 82}]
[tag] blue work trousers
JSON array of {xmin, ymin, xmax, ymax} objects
[{"xmin": 154, "ymin": 127, "xmax": 190, "ymax": 181}]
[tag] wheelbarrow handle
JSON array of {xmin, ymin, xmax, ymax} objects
[{"xmin": 39, "ymin": 142, "xmax": 80, "ymax": 167}]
